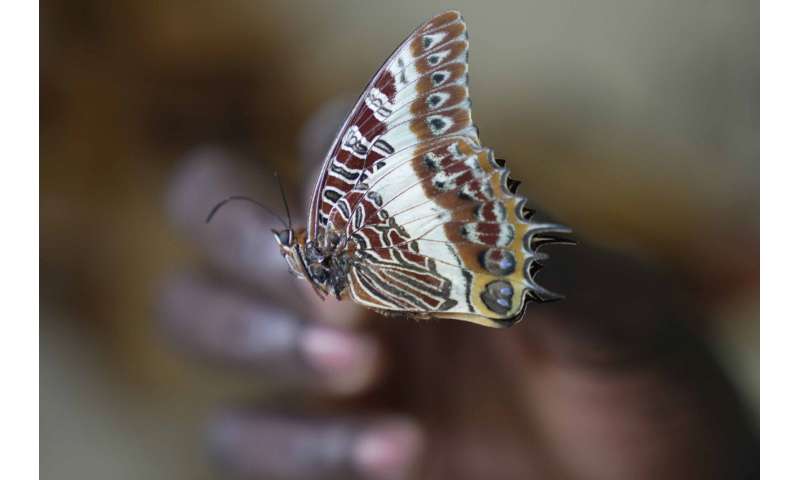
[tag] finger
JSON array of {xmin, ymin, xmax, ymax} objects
[
  {"xmin": 209, "ymin": 411, "xmax": 424, "ymax": 480},
  {"xmin": 157, "ymin": 272, "xmax": 382, "ymax": 395},
  {"xmin": 166, "ymin": 147, "xmax": 291, "ymax": 294},
  {"xmin": 298, "ymin": 95, "xmax": 355, "ymax": 170},
  {"xmin": 166, "ymin": 147, "xmax": 365, "ymax": 326}
]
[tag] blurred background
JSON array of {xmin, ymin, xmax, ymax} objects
[{"xmin": 40, "ymin": 0, "xmax": 758, "ymax": 478}]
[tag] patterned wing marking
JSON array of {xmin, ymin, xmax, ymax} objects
[
  {"xmin": 341, "ymin": 137, "xmax": 495, "ymax": 238},
  {"xmin": 348, "ymin": 252, "xmax": 460, "ymax": 313},
  {"xmin": 344, "ymin": 135, "xmax": 570, "ymax": 327},
  {"xmin": 347, "ymin": 242, "xmax": 474, "ymax": 314},
  {"xmin": 308, "ymin": 11, "xmax": 470, "ymax": 238},
  {"xmin": 328, "ymin": 136, "xmax": 481, "ymax": 235}
]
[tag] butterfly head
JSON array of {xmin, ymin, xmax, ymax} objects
[{"xmin": 272, "ymin": 227, "xmax": 306, "ymax": 279}]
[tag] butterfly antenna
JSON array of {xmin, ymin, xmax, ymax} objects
[
  {"xmin": 275, "ymin": 171, "xmax": 293, "ymax": 230},
  {"xmin": 206, "ymin": 195, "xmax": 288, "ymax": 229}
]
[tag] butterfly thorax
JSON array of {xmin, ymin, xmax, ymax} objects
[{"xmin": 275, "ymin": 227, "xmax": 353, "ymax": 300}]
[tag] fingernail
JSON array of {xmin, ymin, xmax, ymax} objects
[
  {"xmin": 353, "ymin": 420, "xmax": 424, "ymax": 480},
  {"xmin": 299, "ymin": 327, "xmax": 381, "ymax": 394}
]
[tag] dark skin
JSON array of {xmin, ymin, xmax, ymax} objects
[{"xmin": 159, "ymin": 134, "xmax": 756, "ymax": 479}]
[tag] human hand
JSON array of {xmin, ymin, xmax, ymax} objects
[{"xmin": 159, "ymin": 113, "xmax": 756, "ymax": 480}]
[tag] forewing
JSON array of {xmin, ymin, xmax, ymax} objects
[{"xmin": 307, "ymin": 10, "xmax": 471, "ymax": 238}]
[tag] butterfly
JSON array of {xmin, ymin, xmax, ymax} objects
[{"xmin": 273, "ymin": 10, "xmax": 571, "ymax": 328}]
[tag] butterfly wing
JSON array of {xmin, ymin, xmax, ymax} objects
[
  {"xmin": 307, "ymin": 10, "xmax": 469, "ymax": 238},
  {"xmin": 309, "ymin": 11, "xmax": 569, "ymax": 327}
]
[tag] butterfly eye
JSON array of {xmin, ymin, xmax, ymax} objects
[{"xmin": 275, "ymin": 229, "xmax": 292, "ymax": 246}]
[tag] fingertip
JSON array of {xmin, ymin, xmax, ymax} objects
[
  {"xmin": 206, "ymin": 412, "xmax": 426, "ymax": 480},
  {"xmin": 299, "ymin": 326, "xmax": 383, "ymax": 395},
  {"xmin": 353, "ymin": 419, "xmax": 425, "ymax": 480}
]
